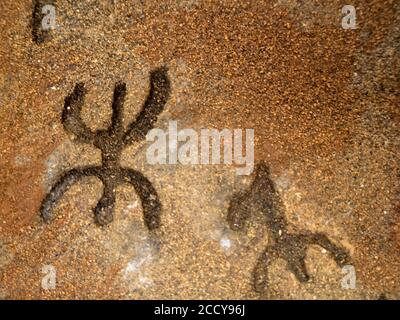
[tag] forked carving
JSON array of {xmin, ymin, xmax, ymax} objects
[{"xmin": 40, "ymin": 67, "xmax": 170, "ymax": 229}]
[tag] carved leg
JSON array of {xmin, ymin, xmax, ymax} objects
[
  {"xmin": 62, "ymin": 83, "xmax": 96, "ymax": 143},
  {"xmin": 253, "ymin": 245, "xmax": 280, "ymax": 294},
  {"xmin": 109, "ymin": 82, "xmax": 126, "ymax": 135},
  {"xmin": 40, "ymin": 167, "xmax": 101, "ymax": 221},
  {"xmin": 279, "ymin": 235, "xmax": 311, "ymax": 283},
  {"xmin": 308, "ymin": 233, "xmax": 351, "ymax": 267},
  {"xmin": 94, "ymin": 179, "xmax": 116, "ymax": 226},
  {"xmin": 287, "ymin": 255, "xmax": 310, "ymax": 283},
  {"xmin": 122, "ymin": 168, "xmax": 161, "ymax": 230}
]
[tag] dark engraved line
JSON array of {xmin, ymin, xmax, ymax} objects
[
  {"xmin": 110, "ymin": 81, "xmax": 126, "ymax": 135},
  {"xmin": 62, "ymin": 83, "xmax": 96, "ymax": 143},
  {"xmin": 122, "ymin": 168, "xmax": 161, "ymax": 230},
  {"xmin": 124, "ymin": 66, "xmax": 171, "ymax": 145},
  {"xmin": 227, "ymin": 161, "xmax": 351, "ymax": 294},
  {"xmin": 32, "ymin": 0, "xmax": 56, "ymax": 44},
  {"xmin": 40, "ymin": 67, "xmax": 171, "ymax": 230},
  {"xmin": 40, "ymin": 167, "xmax": 102, "ymax": 221}
]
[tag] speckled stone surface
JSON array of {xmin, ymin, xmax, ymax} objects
[{"xmin": 0, "ymin": 0, "xmax": 399, "ymax": 299}]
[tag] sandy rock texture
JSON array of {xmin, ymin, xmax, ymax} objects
[{"xmin": 0, "ymin": 0, "xmax": 399, "ymax": 299}]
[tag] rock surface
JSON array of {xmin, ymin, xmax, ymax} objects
[{"xmin": 0, "ymin": 0, "xmax": 399, "ymax": 299}]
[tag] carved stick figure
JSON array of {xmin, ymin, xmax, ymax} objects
[
  {"xmin": 227, "ymin": 162, "xmax": 351, "ymax": 293},
  {"xmin": 40, "ymin": 67, "xmax": 170, "ymax": 230}
]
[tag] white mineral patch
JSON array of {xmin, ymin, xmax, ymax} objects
[
  {"xmin": 122, "ymin": 201, "xmax": 139, "ymax": 217},
  {"xmin": 220, "ymin": 237, "xmax": 232, "ymax": 250},
  {"xmin": 123, "ymin": 240, "xmax": 157, "ymax": 289},
  {"xmin": 124, "ymin": 249, "xmax": 152, "ymax": 274},
  {"xmin": 217, "ymin": 229, "xmax": 238, "ymax": 255}
]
